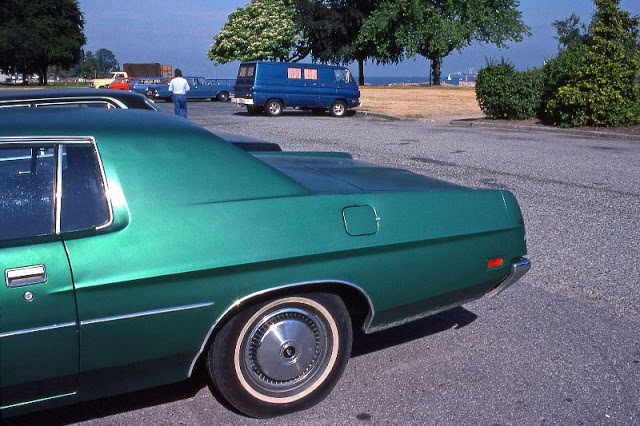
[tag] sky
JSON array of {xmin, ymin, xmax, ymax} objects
[{"xmin": 79, "ymin": 0, "xmax": 639, "ymax": 79}]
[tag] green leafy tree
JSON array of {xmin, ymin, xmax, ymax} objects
[
  {"xmin": 552, "ymin": 13, "xmax": 590, "ymax": 49},
  {"xmin": 82, "ymin": 51, "xmax": 98, "ymax": 78},
  {"xmin": 208, "ymin": 0, "xmax": 308, "ymax": 64},
  {"xmin": 0, "ymin": 0, "xmax": 85, "ymax": 84},
  {"xmin": 292, "ymin": 0, "xmax": 381, "ymax": 86},
  {"xmin": 95, "ymin": 48, "xmax": 119, "ymax": 76},
  {"xmin": 359, "ymin": 0, "xmax": 530, "ymax": 85},
  {"xmin": 547, "ymin": 0, "xmax": 640, "ymax": 126}
]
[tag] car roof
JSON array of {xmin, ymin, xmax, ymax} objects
[
  {"xmin": 240, "ymin": 61, "xmax": 346, "ymax": 69},
  {"xmin": 0, "ymin": 89, "xmax": 158, "ymax": 110},
  {"xmin": 0, "ymin": 108, "xmax": 206, "ymax": 140}
]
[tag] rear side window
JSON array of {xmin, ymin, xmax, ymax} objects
[
  {"xmin": 0, "ymin": 145, "xmax": 56, "ymax": 241},
  {"xmin": 60, "ymin": 144, "xmax": 110, "ymax": 233},
  {"xmin": 238, "ymin": 64, "xmax": 255, "ymax": 78},
  {"xmin": 0, "ymin": 141, "xmax": 110, "ymax": 242},
  {"xmin": 287, "ymin": 67, "xmax": 302, "ymax": 79},
  {"xmin": 304, "ymin": 68, "xmax": 318, "ymax": 80}
]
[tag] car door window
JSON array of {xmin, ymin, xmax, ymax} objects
[
  {"xmin": 0, "ymin": 141, "xmax": 111, "ymax": 242},
  {"xmin": 0, "ymin": 145, "xmax": 56, "ymax": 241}
]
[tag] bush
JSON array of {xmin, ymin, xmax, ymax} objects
[
  {"xmin": 543, "ymin": 0, "xmax": 640, "ymax": 127},
  {"xmin": 538, "ymin": 44, "xmax": 587, "ymax": 124},
  {"xmin": 476, "ymin": 59, "xmax": 541, "ymax": 120}
]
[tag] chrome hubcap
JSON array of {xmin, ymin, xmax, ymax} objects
[
  {"xmin": 333, "ymin": 103, "xmax": 345, "ymax": 115},
  {"xmin": 268, "ymin": 103, "xmax": 280, "ymax": 114},
  {"xmin": 243, "ymin": 307, "xmax": 328, "ymax": 393}
]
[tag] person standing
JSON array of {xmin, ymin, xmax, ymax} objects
[{"xmin": 168, "ymin": 68, "xmax": 190, "ymax": 118}]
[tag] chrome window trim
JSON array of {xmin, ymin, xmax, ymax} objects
[
  {"xmin": 80, "ymin": 302, "xmax": 215, "ymax": 326},
  {"xmin": 35, "ymin": 100, "xmax": 117, "ymax": 109},
  {"xmin": 0, "ymin": 103, "xmax": 31, "ymax": 109},
  {"xmin": 186, "ymin": 280, "xmax": 374, "ymax": 377},
  {"xmin": 0, "ymin": 136, "xmax": 115, "ymax": 234},
  {"xmin": 55, "ymin": 145, "xmax": 63, "ymax": 234},
  {"xmin": 0, "ymin": 321, "xmax": 76, "ymax": 339},
  {"xmin": 0, "ymin": 96, "xmax": 128, "ymax": 109}
]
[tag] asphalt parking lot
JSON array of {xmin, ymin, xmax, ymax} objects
[{"xmin": 7, "ymin": 101, "xmax": 639, "ymax": 425}]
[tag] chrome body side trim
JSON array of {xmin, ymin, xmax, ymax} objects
[
  {"xmin": 80, "ymin": 302, "xmax": 214, "ymax": 326},
  {"xmin": 486, "ymin": 257, "xmax": 532, "ymax": 298},
  {"xmin": 0, "ymin": 391, "xmax": 77, "ymax": 410},
  {"xmin": 0, "ymin": 322, "xmax": 76, "ymax": 339},
  {"xmin": 187, "ymin": 280, "xmax": 374, "ymax": 377}
]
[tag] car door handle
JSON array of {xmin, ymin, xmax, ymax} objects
[{"xmin": 5, "ymin": 265, "xmax": 48, "ymax": 287}]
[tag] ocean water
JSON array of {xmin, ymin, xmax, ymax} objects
[{"xmin": 364, "ymin": 75, "xmax": 476, "ymax": 86}]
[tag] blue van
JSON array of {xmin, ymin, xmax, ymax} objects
[{"xmin": 232, "ymin": 61, "xmax": 360, "ymax": 117}]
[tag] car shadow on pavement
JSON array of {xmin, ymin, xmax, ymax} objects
[
  {"xmin": 3, "ymin": 307, "xmax": 476, "ymax": 425},
  {"xmin": 351, "ymin": 306, "xmax": 478, "ymax": 357}
]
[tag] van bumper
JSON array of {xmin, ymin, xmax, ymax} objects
[{"xmin": 232, "ymin": 97, "xmax": 254, "ymax": 106}]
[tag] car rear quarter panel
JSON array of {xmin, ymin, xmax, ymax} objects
[{"xmin": 57, "ymin": 119, "xmax": 526, "ymax": 398}]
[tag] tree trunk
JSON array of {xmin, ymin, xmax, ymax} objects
[
  {"xmin": 40, "ymin": 67, "xmax": 47, "ymax": 85},
  {"xmin": 358, "ymin": 58, "xmax": 365, "ymax": 86},
  {"xmin": 431, "ymin": 57, "xmax": 442, "ymax": 86}
]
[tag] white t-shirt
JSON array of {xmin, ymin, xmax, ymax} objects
[{"xmin": 168, "ymin": 77, "xmax": 190, "ymax": 95}]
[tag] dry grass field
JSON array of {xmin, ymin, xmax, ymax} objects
[{"xmin": 359, "ymin": 85, "xmax": 483, "ymax": 121}]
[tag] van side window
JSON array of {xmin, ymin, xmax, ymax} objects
[
  {"xmin": 287, "ymin": 67, "xmax": 302, "ymax": 79},
  {"xmin": 304, "ymin": 68, "xmax": 318, "ymax": 80}
]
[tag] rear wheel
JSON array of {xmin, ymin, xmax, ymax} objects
[
  {"xmin": 217, "ymin": 91, "xmax": 230, "ymax": 102},
  {"xmin": 330, "ymin": 100, "xmax": 347, "ymax": 117},
  {"xmin": 265, "ymin": 99, "xmax": 283, "ymax": 117},
  {"xmin": 207, "ymin": 293, "xmax": 352, "ymax": 418}
]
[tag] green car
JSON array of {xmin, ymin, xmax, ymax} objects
[{"xmin": 0, "ymin": 108, "xmax": 530, "ymax": 418}]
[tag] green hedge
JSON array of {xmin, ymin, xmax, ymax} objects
[{"xmin": 476, "ymin": 59, "xmax": 541, "ymax": 120}]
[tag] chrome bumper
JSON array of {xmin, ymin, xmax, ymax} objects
[
  {"xmin": 486, "ymin": 257, "xmax": 531, "ymax": 298},
  {"xmin": 231, "ymin": 97, "xmax": 254, "ymax": 106}
]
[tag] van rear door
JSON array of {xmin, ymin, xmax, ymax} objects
[{"xmin": 233, "ymin": 63, "xmax": 256, "ymax": 99}]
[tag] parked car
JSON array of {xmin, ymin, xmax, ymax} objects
[
  {"xmin": 130, "ymin": 77, "xmax": 165, "ymax": 94},
  {"xmin": 0, "ymin": 89, "xmax": 161, "ymax": 111},
  {"xmin": 90, "ymin": 71, "xmax": 128, "ymax": 89},
  {"xmin": 0, "ymin": 108, "xmax": 529, "ymax": 419},
  {"xmin": 205, "ymin": 78, "xmax": 234, "ymax": 102},
  {"xmin": 232, "ymin": 61, "xmax": 360, "ymax": 117},
  {"xmin": 146, "ymin": 76, "xmax": 230, "ymax": 102},
  {"xmin": 105, "ymin": 76, "xmax": 135, "ymax": 91},
  {"xmin": 0, "ymin": 89, "xmax": 281, "ymax": 152}
]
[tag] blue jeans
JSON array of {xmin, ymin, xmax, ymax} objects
[{"xmin": 173, "ymin": 94, "xmax": 187, "ymax": 118}]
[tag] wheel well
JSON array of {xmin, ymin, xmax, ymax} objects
[
  {"xmin": 188, "ymin": 281, "xmax": 373, "ymax": 377},
  {"xmin": 265, "ymin": 98, "xmax": 284, "ymax": 107}
]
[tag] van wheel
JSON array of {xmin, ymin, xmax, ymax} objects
[
  {"xmin": 330, "ymin": 101, "xmax": 347, "ymax": 117},
  {"xmin": 265, "ymin": 99, "xmax": 283, "ymax": 117},
  {"xmin": 217, "ymin": 91, "xmax": 230, "ymax": 102},
  {"xmin": 207, "ymin": 293, "xmax": 352, "ymax": 418}
]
